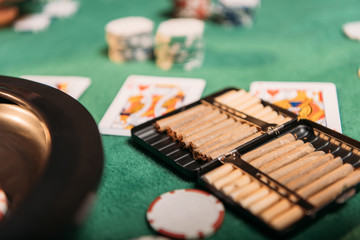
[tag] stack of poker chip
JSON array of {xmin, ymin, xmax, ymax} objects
[
  {"xmin": 172, "ymin": 0, "xmax": 211, "ymax": 20},
  {"xmin": 212, "ymin": 0, "xmax": 261, "ymax": 27},
  {"xmin": 155, "ymin": 18, "xmax": 205, "ymax": 71},
  {"xmin": 105, "ymin": 17, "xmax": 154, "ymax": 63}
]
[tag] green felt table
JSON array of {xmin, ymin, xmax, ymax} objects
[{"xmin": 1, "ymin": 0, "xmax": 360, "ymax": 239}]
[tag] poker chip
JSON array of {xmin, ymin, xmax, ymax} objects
[
  {"xmin": 0, "ymin": 189, "xmax": 8, "ymax": 220},
  {"xmin": 146, "ymin": 189, "xmax": 225, "ymax": 239},
  {"xmin": 105, "ymin": 17, "xmax": 154, "ymax": 63},
  {"xmin": 172, "ymin": 0, "xmax": 211, "ymax": 20},
  {"xmin": 13, "ymin": 14, "xmax": 51, "ymax": 32},
  {"xmin": 43, "ymin": 0, "xmax": 79, "ymax": 19},
  {"xmin": 212, "ymin": 0, "xmax": 261, "ymax": 27},
  {"xmin": 342, "ymin": 21, "xmax": 360, "ymax": 41},
  {"xmin": 155, "ymin": 18, "xmax": 205, "ymax": 71}
]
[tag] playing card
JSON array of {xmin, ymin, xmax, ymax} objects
[
  {"xmin": 20, "ymin": 75, "xmax": 91, "ymax": 99},
  {"xmin": 250, "ymin": 81, "xmax": 342, "ymax": 132},
  {"xmin": 99, "ymin": 75, "xmax": 206, "ymax": 136}
]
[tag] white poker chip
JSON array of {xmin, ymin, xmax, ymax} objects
[
  {"xmin": 13, "ymin": 14, "xmax": 51, "ymax": 32},
  {"xmin": 0, "ymin": 189, "xmax": 8, "ymax": 220},
  {"xmin": 105, "ymin": 17, "xmax": 154, "ymax": 36},
  {"xmin": 156, "ymin": 18, "xmax": 204, "ymax": 38},
  {"xmin": 43, "ymin": 0, "xmax": 79, "ymax": 19},
  {"xmin": 343, "ymin": 21, "xmax": 360, "ymax": 41},
  {"xmin": 146, "ymin": 189, "xmax": 225, "ymax": 239},
  {"xmin": 220, "ymin": 0, "xmax": 260, "ymax": 8}
]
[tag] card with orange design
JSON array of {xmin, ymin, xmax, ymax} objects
[
  {"xmin": 250, "ymin": 81, "xmax": 342, "ymax": 132},
  {"xmin": 99, "ymin": 75, "xmax": 206, "ymax": 136}
]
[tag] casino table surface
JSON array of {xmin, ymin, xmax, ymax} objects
[{"xmin": 1, "ymin": 0, "xmax": 360, "ymax": 239}]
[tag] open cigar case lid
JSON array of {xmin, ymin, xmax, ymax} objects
[{"xmin": 131, "ymin": 87, "xmax": 360, "ymax": 236}]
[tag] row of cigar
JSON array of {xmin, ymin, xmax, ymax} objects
[
  {"xmin": 203, "ymin": 133, "xmax": 360, "ymax": 231},
  {"xmin": 154, "ymin": 89, "xmax": 292, "ymax": 161}
]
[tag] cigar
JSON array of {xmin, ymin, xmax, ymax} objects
[
  {"xmin": 178, "ymin": 113, "xmax": 228, "ymax": 140},
  {"xmin": 260, "ymin": 111, "xmax": 279, "ymax": 123},
  {"xmin": 154, "ymin": 104, "xmax": 211, "ymax": 131},
  {"xmin": 277, "ymin": 153, "xmax": 334, "ymax": 185},
  {"xmin": 189, "ymin": 119, "xmax": 238, "ymax": 149},
  {"xmin": 260, "ymin": 199, "xmax": 292, "ymax": 223},
  {"xmin": 232, "ymin": 95, "xmax": 261, "ymax": 111},
  {"xmin": 203, "ymin": 163, "xmax": 234, "ymax": 184},
  {"xmin": 259, "ymin": 142, "xmax": 315, "ymax": 173},
  {"xmin": 269, "ymin": 151, "xmax": 325, "ymax": 179},
  {"xmin": 296, "ymin": 163, "xmax": 353, "ymax": 199},
  {"xmin": 222, "ymin": 174, "xmax": 252, "ymax": 194},
  {"xmin": 213, "ymin": 168, "xmax": 243, "ymax": 189},
  {"xmin": 308, "ymin": 168, "xmax": 360, "ymax": 207},
  {"xmin": 269, "ymin": 168, "xmax": 360, "ymax": 231},
  {"xmin": 269, "ymin": 205, "xmax": 303, "ymax": 231},
  {"xmin": 286, "ymin": 156, "xmax": 343, "ymax": 191},
  {"xmin": 193, "ymin": 124, "xmax": 250, "ymax": 158},
  {"xmin": 215, "ymin": 90, "xmax": 240, "ymax": 103},
  {"xmin": 248, "ymin": 192, "xmax": 281, "ymax": 215},
  {"xmin": 277, "ymin": 117, "xmax": 292, "ymax": 125},
  {"xmin": 249, "ymin": 140, "xmax": 304, "ymax": 168},
  {"xmin": 225, "ymin": 92, "xmax": 254, "ymax": 109},
  {"xmin": 206, "ymin": 126, "xmax": 258, "ymax": 160},
  {"xmin": 241, "ymin": 133, "xmax": 296, "ymax": 162},
  {"xmin": 252, "ymin": 106, "xmax": 273, "ymax": 119},
  {"xmin": 241, "ymin": 103, "xmax": 264, "ymax": 116},
  {"xmin": 239, "ymin": 187, "xmax": 270, "ymax": 208},
  {"xmin": 231, "ymin": 181, "xmax": 261, "ymax": 201},
  {"xmin": 215, "ymin": 90, "xmax": 246, "ymax": 104},
  {"xmin": 208, "ymin": 131, "xmax": 263, "ymax": 160},
  {"xmin": 169, "ymin": 110, "xmax": 223, "ymax": 139},
  {"xmin": 268, "ymin": 115, "xmax": 285, "ymax": 125}
]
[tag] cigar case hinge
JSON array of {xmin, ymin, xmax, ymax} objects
[{"xmin": 266, "ymin": 124, "xmax": 284, "ymax": 136}]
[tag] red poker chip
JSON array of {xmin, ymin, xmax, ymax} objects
[{"xmin": 146, "ymin": 189, "xmax": 225, "ymax": 239}]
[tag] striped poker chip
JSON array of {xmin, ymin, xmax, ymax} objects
[
  {"xmin": 146, "ymin": 189, "xmax": 225, "ymax": 239},
  {"xmin": 343, "ymin": 21, "xmax": 360, "ymax": 41},
  {"xmin": 0, "ymin": 189, "xmax": 8, "ymax": 220}
]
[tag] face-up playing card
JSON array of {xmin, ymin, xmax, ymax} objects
[
  {"xmin": 20, "ymin": 75, "xmax": 91, "ymax": 99},
  {"xmin": 99, "ymin": 75, "xmax": 206, "ymax": 136},
  {"xmin": 250, "ymin": 81, "xmax": 342, "ymax": 132}
]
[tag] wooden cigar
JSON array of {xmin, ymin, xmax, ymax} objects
[
  {"xmin": 170, "ymin": 110, "xmax": 223, "ymax": 139},
  {"xmin": 286, "ymin": 156, "xmax": 342, "ymax": 191},
  {"xmin": 248, "ymin": 192, "xmax": 281, "ymax": 215},
  {"xmin": 269, "ymin": 151, "xmax": 325, "ymax": 179},
  {"xmin": 242, "ymin": 103, "xmax": 264, "ymax": 116},
  {"xmin": 239, "ymin": 187, "xmax": 270, "ymax": 208},
  {"xmin": 250, "ymin": 140, "xmax": 304, "ymax": 168},
  {"xmin": 259, "ymin": 142, "xmax": 315, "ymax": 174},
  {"xmin": 269, "ymin": 205, "xmax": 303, "ymax": 231},
  {"xmin": 215, "ymin": 90, "xmax": 246, "ymax": 104},
  {"xmin": 222, "ymin": 174, "xmax": 252, "ymax": 194},
  {"xmin": 260, "ymin": 199, "xmax": 292, "ymax": 223},
  {"xmin": 188, "ymin": 118, "xmax": 237, "ymax": 149},
  {"xmin": 154, "ymin": 104, "xmax": 211, "ymax": 131},
  {"xmin": 296, "ymin": 163, "xmax": 353, "ymax": 199},
  {"xmin": 208, "ymin": 132, "xmax": 263, "ymax": 160},
  {"xmin": 231, "ymin": 181, "xmax": 261, "ymax": 201},
  {"xmin": 241, "ymin": 133, "xmax": 296, "ymax": 163},
  {"xmin": 277, "ymin": 153, "xmax": 334, "ymax": 185},
  {"xmin": 213, "ymin": 169, "xmax": 243, "ymax": 189},
  {"xmin": 203, "ymin": 163, "xmax": 234, "ymax": 184},
  {"xmin": 309, "ymin": 169, "xmax": 360, "ymax": 207},
  {"xmin": 206, "ymin": 126, "xmax": 258, "ymax": 159},
  {"xmin": 179, "ymin": 113, "xmax": 229, "ymax": 140}
]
